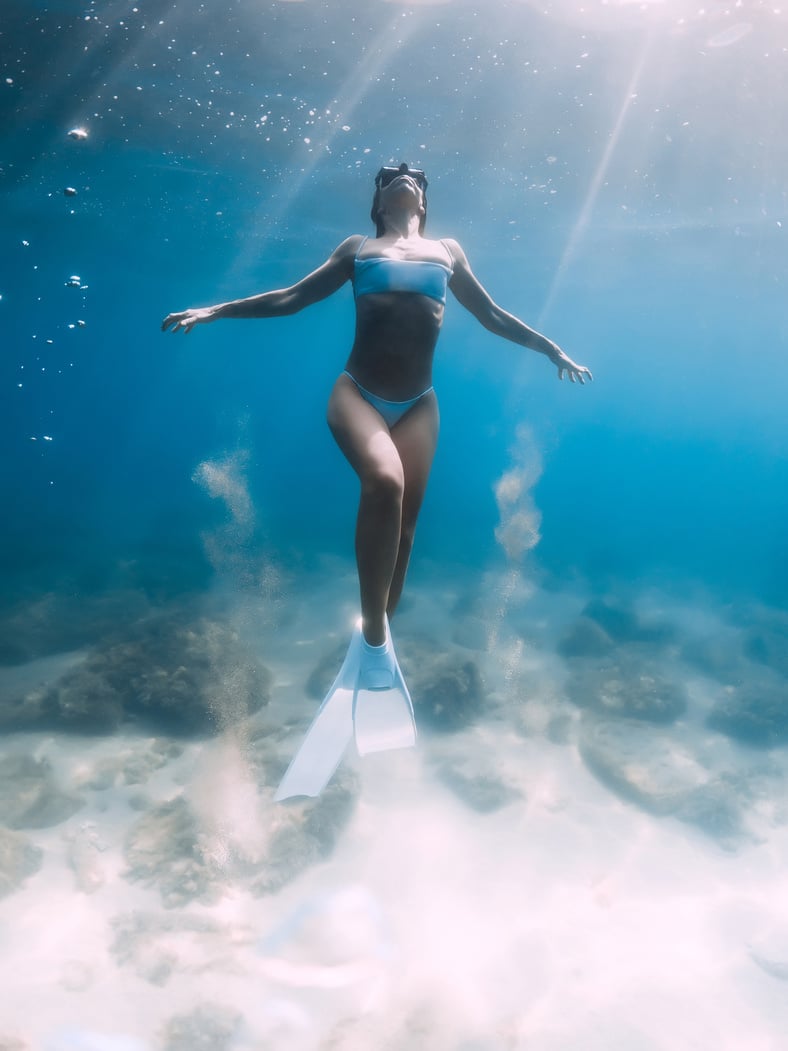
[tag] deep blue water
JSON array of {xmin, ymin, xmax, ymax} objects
[{"xmin": 2, "ymin": 1, "xmax": 787, "ymax": 602}]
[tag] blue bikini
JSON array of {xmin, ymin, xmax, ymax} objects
[
  {"xmin": 346, "ymin": 238, "xmax": 453, "ymax": 427},
  {"xmin": 353, "ymin": 238, "xmax": 453, "ymax": 305},
  {"xmin": 342, "ymin": 371, "xmax": 433, "ymax": 428}
]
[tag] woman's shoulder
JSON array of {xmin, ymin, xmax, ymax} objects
[
  {"xmin": 324, "ymin": 235, "xmax": 367, "ymax": 273},
  {"xmin": 329, "ymin": 234, "xmax": 366, "ymax": 257},
  {"xmin": 426, "ymin": 236, "xmax": 464, "ymax": 269},
  {"xmin": 437, "ymin": 237, "xmax": 469, "ymax": 266},
  {"xmin": 341, "ymin": 234, "xmax": 367, "ymax": 250}
]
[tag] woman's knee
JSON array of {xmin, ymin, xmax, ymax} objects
[{"xmin": 361, "ymin": 459, "xmax": 404, "ymax": 505}]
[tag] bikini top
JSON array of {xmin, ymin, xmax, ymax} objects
[{"xmin": 353, "ymin": 237, "xmax": 453, "ymax": 305}]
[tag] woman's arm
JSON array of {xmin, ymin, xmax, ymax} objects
[
  {"xmin": 445, "ymin": 239, "xmax": 593, "ymax": 384},
  {"xmin": 161, "ymin": 235, "xmax": 361, "ymax": 334}
]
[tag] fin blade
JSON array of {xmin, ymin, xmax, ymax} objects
[
  {"xmin": 353, "ymin": 680, "xmax": 417, "ymax": 756},
  {"xmin": 274, "ymin": 685, "xmax": 354, "ymax": 800},
  {"xmin": 274, "ymin": 623, "xmax": 363, "ymax": 802}
]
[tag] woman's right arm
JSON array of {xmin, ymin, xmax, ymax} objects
[{"xmin": 161, "ymin": 235, "xmax": 360, "ymax": 334}]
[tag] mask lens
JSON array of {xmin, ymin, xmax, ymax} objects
[{"xmin": 375, "ymin": 166, "xmax": 428, "ymax": 191}]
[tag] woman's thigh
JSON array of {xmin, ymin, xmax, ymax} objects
[
  {"xmin": 326, "ymin": 373, "xmax": 403, "ymax": 484},
  {"xmin": 390, "ymin": 391, "xmax": 440, "ymax": 528}
]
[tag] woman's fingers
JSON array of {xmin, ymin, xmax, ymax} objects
[
  {"xmin": 161, "ymin": 311, "xmax": 193, "ymax": 333},
  {"xmin": 558, "ymin": 363, "xmax": 593, "ymax": 383}
]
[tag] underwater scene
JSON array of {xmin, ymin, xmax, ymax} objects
[{"xmin": 2, "ymin": 0, "xmax": 788, "ymax": 1048}]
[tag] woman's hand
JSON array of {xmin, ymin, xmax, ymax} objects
[
  {"xmin": 161, "ymin": 306, "xmax": 217, "ymax": 334},
  {"xmin": 551, "ymin": 345, "xmax": 593, "ymax": 384}
]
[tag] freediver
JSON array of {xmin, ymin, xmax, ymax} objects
[{"xmin": 162, "ymin": 163, "xmax": 592, "ymax": 797}]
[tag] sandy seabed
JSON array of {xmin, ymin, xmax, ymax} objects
[{"xmin": 1, "ymin": 563, "xmax": 787, "ymax": 1051}]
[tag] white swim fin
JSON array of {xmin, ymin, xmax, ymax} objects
[
  {"xmin": 353, "ymin": 616, "xmax": 417, "ymax": 756},
  {"xmin": 274, "ymin": 623, "xmax": 363, "ymax": 801}
]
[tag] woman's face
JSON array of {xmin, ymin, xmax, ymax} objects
[{"xmin": 378, "ymin": 173, "xmax": 425, "ymax": 215}]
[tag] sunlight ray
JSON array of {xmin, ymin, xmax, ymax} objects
[
  {"xmin": 537, "ymin": 36, "xmax": 652, "ymax": 329},
  {"xmin": 225, "ymin": 13, "xmax": 423, "ymax": 286}
]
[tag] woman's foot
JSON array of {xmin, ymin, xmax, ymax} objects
[
  {"xmin": 361, "ymin": 615, "xmax": 387, "ymax": 648},
  {"xmin": 358, "ymin": 622, "xmax": 395, "ymax": 689}
]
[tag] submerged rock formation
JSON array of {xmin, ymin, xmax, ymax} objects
[
  {"xmin": 73, "ymin": 739, "xmax": 184, "ymax": 791},
  {"xmin": 251, "ymin": 779, "xmax": 357, "ymax": 896},
  {"xmin": 161, "ymin": 1004, "xmax": 241, "ymax": 1051},
  {"xmin": 557, "ymin": 616, "xmax": 615, "ymax": 659},
  {"xmin": 0, "ymin": 589, "xmax": 150, "ymax": 666},
  {"xmin": 0, "ymin": 827, "xmax": 43, "ymax": 898},
  {"xmin": 123, "ymin": 796, "xmax": 222, "ymax": 908},
  {"xmin": 707, "ymin": 673, "xmax": 788, "ymax": 748},
  {"xmin": 579, "ymin": 596, "xmax": 675, "ymax": 647},
  {"xmin": 566, "ymin": 653, "xmax": 687, "ymax": 724},
  {"xmin": 123, "ymin": 774, "xmax": 358, "ymax": 907},
  {"xmin": 400, "ymin": 641, "xmax": 485, "ymax": 733},
  {"xmin": 743, "ymin": 607, "xmax": 788, "ymax": 678},
  {"xmin": 111, "ymin": 911, "xmax": 241, "ymax": 986},
  {"xmin": 434, "ymin": 753, "xmax": 523, "ymax": 813},
  {"xmin": 0, "ymin": 753, "xmax": 83, "ymax": 830},
  {"xmin": 2, "ymin": 610, "xmax": 272, "ymax": 737},
  {"xmin": 578, "ymin": 716, "xmax": 750, "ymax": 845},
  {"xmin": 579, "ymin": 717, "xmax": 707, "ymax": 816}
]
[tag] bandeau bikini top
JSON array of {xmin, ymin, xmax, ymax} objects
[{"xmin": 353, "ymin": 238, "xmax": 453, "ymax": 305}]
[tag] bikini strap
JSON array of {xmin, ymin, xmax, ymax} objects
[
  {"xmin": 439, "ymin": 238, "xmax": 455, "ymax": 270},
  {"xmin": 354, "ymin": 236, "xmax": 368, "ymax": 261}
]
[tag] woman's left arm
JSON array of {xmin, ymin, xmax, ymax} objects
[{"xmin": 445, "ymin": 239, "xmax": 593, "ymax": 384}]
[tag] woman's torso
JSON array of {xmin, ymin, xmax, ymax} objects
[{"xmin": 345, "ymin": 235, "xmax": 454, "ymax": 399}]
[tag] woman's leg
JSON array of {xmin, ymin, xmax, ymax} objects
[
  {"xmin": 327, "ymin": 375, "xmax": 405, "ymax": 646},
  {"xmin": 387, "ymin": 391, "xmax": 439, "ymax": 616},
  {"xmin": 327, "ymin": 375, "xmax": 439, "ymax": 645}
]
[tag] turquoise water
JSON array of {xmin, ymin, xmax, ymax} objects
[{"xmin": 2, "ymin": 2, "xmax": 788, "ymax": 1049}]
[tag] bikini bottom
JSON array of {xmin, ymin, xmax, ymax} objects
[{"xmin": 343, "ymin": 370, "xmax": 434, "ymax": 428}]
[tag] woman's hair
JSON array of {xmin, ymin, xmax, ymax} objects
[{"xmin": 370, "ymin": 174, "xmax": 427, "ymax": 237}]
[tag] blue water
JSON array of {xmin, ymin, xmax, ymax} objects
[
  {"xmin": 2, "ymin": 2, "xmax": 788, "ymax": 1048},
  {"xmin": 3, "ymin": 0, "xmax": 786, "ymax": 604}
]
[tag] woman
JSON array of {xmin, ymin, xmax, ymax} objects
[{"xmin": 163, "ymin": 163, "xmax": 592, "ymax": 796}]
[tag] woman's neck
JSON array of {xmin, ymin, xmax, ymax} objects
[{"xmin": 380, "ymin": 210, "xmax": 421, "ymax": 239}]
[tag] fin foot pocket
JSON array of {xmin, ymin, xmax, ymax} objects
[{"xmin": 354, "ymin": 616, "xmax": 417, "ymax": 756}]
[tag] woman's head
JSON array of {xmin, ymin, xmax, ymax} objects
[{"xmin": 371, "ymin": 163, "xmax": 428, "ymax": 236}]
